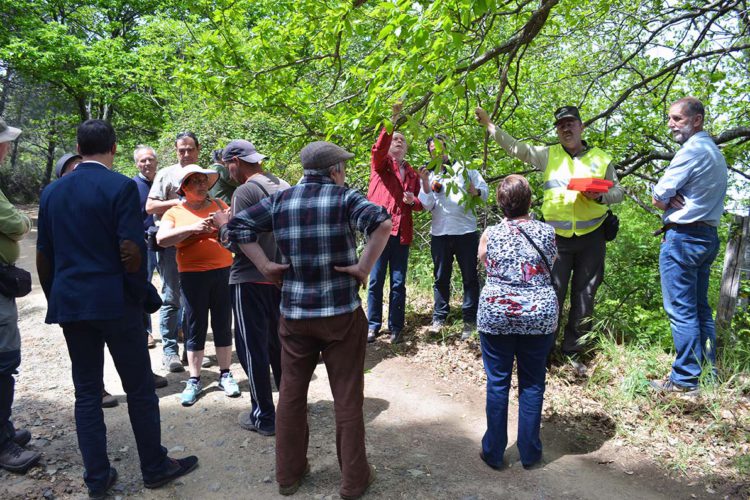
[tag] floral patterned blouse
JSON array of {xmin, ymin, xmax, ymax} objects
[{"xmin": 478, "ymin": 219, "xmax": 558, "ymax": 335}]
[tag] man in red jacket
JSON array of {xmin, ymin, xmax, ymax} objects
[{"xmin": 366, "ymin": 102, "xmax": 423, "ymax": 344}]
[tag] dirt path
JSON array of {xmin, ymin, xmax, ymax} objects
[{"xmin": 1, "ymin": 228, "xmax": 715, "ymax": 499}]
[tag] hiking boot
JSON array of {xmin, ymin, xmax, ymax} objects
[
  {"xmin": 88, "ymin": 467, "xmax": 118, "ymax": 499},
  {"xmin": 278, "ymin": 461, "xmax": 310, "ymax": 496},
  {"xmin": 143, "ymin": 456, "xmax": 199, "ymax": 489},
  {"xmin": 153, "ymin": 372, "xmax": 168, "ymax": 389},
  {"xmin": 238, "ymin": 411, "xmax": 275, "ymax": 436},
  {"xmin": 461, "ymin": 323, "xmax": 476, "ymax": 340},
  {"xmin": 163, "ymin": 354, "xmax": 185, "ymax": 373},
  {"xmin": 13, "ymin": 428, "xmax": 31, "ymax": 447},
  {"xmin": 102, "ymin": 389, "xmax": 118, "ymax": 408},
  {"xmin": 0, "ymin": 440, "xmax": 41, "ymax": 473},
  {"xmin": 218, "ymin": 373, "xmax": 240, "ymax": 397},
  {"xmin": 649, "ymin": 378, "xmax": 699, "ymax": 397},
  {"xmin": 367, "ymin": 330, "xmax": 379, "ymax": 343},
  {"xmin": 340, "ymin": 464, "xmax": 376, "ymax": 499},
  {"xmin": 389, "ymin": 330, "xmax": 403, "ymax": 344},
  {"xmin": 146, "ymin": 334, "xmax": 156, "ymax": 348},
  {"xmin": 180, "ymin": 379, "xmax": 201, "ymax": 406}
]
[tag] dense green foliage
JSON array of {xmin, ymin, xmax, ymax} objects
[{"xmin": 1, "ymin": 0, "xmax": 748, "ymax": 362}]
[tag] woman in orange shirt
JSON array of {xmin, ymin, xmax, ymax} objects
[{"xmin": 157, "ymin": 165, "xmax": 239, "ymax": 406}]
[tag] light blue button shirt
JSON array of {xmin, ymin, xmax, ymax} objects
[
  {"xmin": 418, "ymin": 161, "xmax": 489, "ymax": 236},
  {"xmin": 652, "ymin": 131, "xmax": 727, "ymax": 226}
]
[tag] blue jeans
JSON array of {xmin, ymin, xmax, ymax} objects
[
  {"xmin": 155, "ymin": 246, "xmax": 180, "ymax": 356},
  {"xmin": 431, "ymin": 232, "xmax": 479, "ymax": 324},
  {"xmin": 61, "ymin": 303, "xmax": 169, "ymax": 491},
  {"xmin": 366, "ymin": 235, "xmax": 409, "ymax": 333},
  {"xmin": 659, "ymin": 225, "xmax": 720, "ymax": 388},
  {"xmin": 480, "ymin": 332, "xmax": 554, "ymax": 467}
]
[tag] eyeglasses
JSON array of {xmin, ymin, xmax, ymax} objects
[{"xmin": 185, "ymin": 175, "xmax": 209, "ymax": 185}]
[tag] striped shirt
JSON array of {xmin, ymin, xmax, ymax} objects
[{"xmin": 225, "ymin": 173, "xmax": 389, "ymax": 319}]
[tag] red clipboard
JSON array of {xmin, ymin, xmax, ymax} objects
[{"xmin": 567, "ymin": 178, "xmax": 613, "ymax": 193}]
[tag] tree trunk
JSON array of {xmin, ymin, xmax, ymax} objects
[
  {"xmin": 0, "ymin": 66, "xmax": 12, "ymax": 116},
  {"xmin": 42, "ymin": 129, "xmax": 56, "ymax": 188}
]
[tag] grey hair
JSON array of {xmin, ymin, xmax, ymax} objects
[
  {"xmin": 303, "ymin": 161, "xmax": 345, "ymax": 177},
  {"xmin": 133, "ymin": 144, "xmax": 157, "ymax": 163},
  {"xmin": 673, "ymin": 96, "xmax": 705, "ymax": 119}
]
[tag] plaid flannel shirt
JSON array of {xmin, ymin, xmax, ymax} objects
[{"xmin": 225, "ymin": 173, "xmax": 390, "ymax": 319}]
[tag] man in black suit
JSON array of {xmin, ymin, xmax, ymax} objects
[{"xmin": 36, "ymin": 120, "xmax": 198, "ymax": 497}]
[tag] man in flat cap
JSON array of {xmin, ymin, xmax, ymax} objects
[
  {"xmin": 476, "ymin": 105, "xmax": 623, "ymax": 373},
  {"xmin": 0, "ymin": 118, "xmax": 40, "ymax": 473},
  {"xmin": 55, "ymin": 152, "xmax": 82, "ymax": 179},
  {"xmin": 224, "ymin": 141, "xmax": 391, "ymax": 499},
  {"xmin": 213, "ymin": 139, "xmax": 290, "ymax": 436}
]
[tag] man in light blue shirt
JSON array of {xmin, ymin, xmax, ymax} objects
[
  {"xmin": 650, "ymin": 97, "xmax": 727, "ymax": 396},
  {"xmin": 418, "ymin": 135, "xmax": 489, "ymax": 339}
]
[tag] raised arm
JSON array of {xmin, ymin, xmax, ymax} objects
[{"xmin": 475, "ymin": 107, "xmax": 549, "ymax": 171}]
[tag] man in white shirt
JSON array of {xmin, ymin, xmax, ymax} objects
[{"xmin": 418, "ymin": 135, "xmax": 489, "ymax": 339}]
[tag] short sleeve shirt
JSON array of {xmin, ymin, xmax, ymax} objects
[
  {"xmin": 148, "ymin": 163, "xmax": 184, "ymax": 222},
  {"xmin": 162, "ymin": 199, "xmax": 233, "ymax": 273}
]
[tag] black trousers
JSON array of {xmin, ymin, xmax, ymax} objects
[{"xmin": 552, "ymin": 224, "xmax": 606, "ymax": 354}]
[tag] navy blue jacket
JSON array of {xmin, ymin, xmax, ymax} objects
[{"xmin": 38, "ymin": 162, "xmax": 147, "ymax": 324}]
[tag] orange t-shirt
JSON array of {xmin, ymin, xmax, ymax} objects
[{"xmin": 162, "ymin": 199, "xmax": 233, "ymax": 273}]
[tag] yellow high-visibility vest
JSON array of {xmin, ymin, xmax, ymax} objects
[{"xmin": 542, "ymin": 144, "xmax": 612, "ymax": 238}]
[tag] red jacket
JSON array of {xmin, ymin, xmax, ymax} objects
[{"xmin": 367, "ymin": 127, "xmax": 422, "ymax": 245}]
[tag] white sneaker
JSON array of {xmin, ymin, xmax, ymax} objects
[{"xmin": 218, "ymin": 373, "xmax": 240, "ymax": 397}]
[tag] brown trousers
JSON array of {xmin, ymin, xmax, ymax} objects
[{"xmin": 275, "ymin": 307, "xmax": 370, "ymax": 497}]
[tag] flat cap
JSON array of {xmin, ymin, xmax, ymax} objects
[{"xmin": 300, "ymin": 141, "xmax": 354, "ymax": 171}]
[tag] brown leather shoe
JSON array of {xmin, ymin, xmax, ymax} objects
[
  {"xmin": 340, "ymin": 464, "xmax": 376, "ymax": 499},
  {"xmin": 278, "ymin": 462, "xmax": 310, "ymax": 496},
  {"xmin": 102, "ymin": 389, "xmax": 118, "ymax": 408}
]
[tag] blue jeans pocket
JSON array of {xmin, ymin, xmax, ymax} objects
[{"xmin": 671, "ymin": 232, "xmax": 717, "ymax": 268}]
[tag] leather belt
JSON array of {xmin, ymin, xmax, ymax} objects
[{"xmin": 653, "ymin": 221, "xmax": 710, "ymax": 237}]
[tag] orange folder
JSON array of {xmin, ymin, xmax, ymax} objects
[{"xmin": 567, "ymin": 178, "xmax": 613, "ymax": 193}]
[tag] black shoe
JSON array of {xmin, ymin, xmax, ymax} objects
[
  {"xmin": 238, "ymin": 411, "xmax": 275, "ymax": 436},
  {"xmin": 649, "ymin": 378, "xmax": 699, "ymax": 397},
  {"xmin": 0, "ymin": 440, "xmax": 41, "ymax": 473},
  {"xmin": 88, "ymin": 467, "xmax": 118, "ymax": 499},
  {"xmin": 153, "ymin": 373, "xmax": 168, "ymax": 389},
  {"xmin": 479, "ymin": 451, "xmax": 505, "ymax": 471},
  {"xmin": 102, "ymin": 390, "xmax": 118, "ymax": 408},
  {"xmin": 389, "ymin": 331, "xmax": 403, "ymax": 344},
  {"xmin": 366, "ymin": 330, "xmax": 379, "ymax": 343},
  {"xmin": 144, "ymin": 456, "xmax": 199, "ymax": 489},
  {"xmin": 13, "ymin": 429, "xmax": 31, "ymax": 447},
  {"xmin": 522, "ymin": 458, "xmax": 545, "ymax": 470}
]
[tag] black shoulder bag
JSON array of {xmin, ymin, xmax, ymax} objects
[{"xmin": 0, "ymin": 264, "xmax": 32, "ymax": 298}]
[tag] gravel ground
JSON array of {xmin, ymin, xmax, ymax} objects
[{"xmin": 0, "ymin": 224, "xmax": 719, "ymax": 499}]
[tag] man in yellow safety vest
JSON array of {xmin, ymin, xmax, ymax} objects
[{"xmin": 475, "ymin": 106, "xmax": 623, "ymax": 373}]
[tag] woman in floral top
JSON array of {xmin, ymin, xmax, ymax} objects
[{"xmin": 477, "ymin": 174, "xmax": 558, "ymax": 471}]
